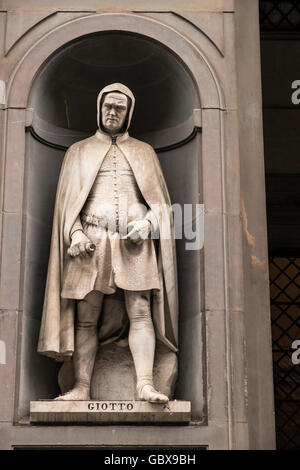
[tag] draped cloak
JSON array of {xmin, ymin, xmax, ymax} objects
[{"xmin": 37, "ymin": 83, "xmax": 179, "ymax": 361}]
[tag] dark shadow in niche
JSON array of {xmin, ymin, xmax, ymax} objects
[{"xmin": 19, "ymin": 31, "xmax": 204, "ymax": 421}]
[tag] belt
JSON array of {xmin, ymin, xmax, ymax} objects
[{"xmin": 81, "ymin": 213, "xmax": 119, "ymax": 231}]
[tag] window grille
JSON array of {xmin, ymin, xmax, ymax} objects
[
  {"xmin": 260, "ymin": 1, "xmax": 300, "ymax": 31},
  {"xmin": 270, "ymin": 257, "xmax": 300, "ymax": 449}
]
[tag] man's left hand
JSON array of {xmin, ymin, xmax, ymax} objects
[{"xmin": 126, "ymin": 219, "xmax": 151, "ymax": 245}]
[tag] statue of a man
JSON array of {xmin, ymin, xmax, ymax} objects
[{"xmin": 37, "ymin": 83, "xmax": 178, "ymax": 404}]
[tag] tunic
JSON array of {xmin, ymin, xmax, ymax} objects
[{"xmin": 61, "ymin": 138, "xmax": 160, "ymax": 299}]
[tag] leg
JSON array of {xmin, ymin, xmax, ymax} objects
[
  {"xmin": 124, "ymin": 290, "xmax": 168, "ymax": 404},
  {"xmin": 55, "ymin": 290, "xmax": 103, "ymax": 400}
]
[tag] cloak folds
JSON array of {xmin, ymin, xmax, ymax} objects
[{"xmin": 37, "ymin": 83, "xmax": 179, "ymax": 361}]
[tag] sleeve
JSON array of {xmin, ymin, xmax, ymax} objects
[
  {"xmin": 144, "ymin": 208, "xmax": 160, "ymax": 239},
  {"xmin": 144, "ymin": 209, "xmax": 159, "ymax": 233},
  {"xmin": 69, "ymin": 215, "xmax": 83, "ymax": 239}
]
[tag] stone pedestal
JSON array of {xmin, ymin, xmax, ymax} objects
[{"xmin": 30, "ymin": 400, "xmax": 191, "ymax": 424}]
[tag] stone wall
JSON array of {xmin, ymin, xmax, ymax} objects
[{"xmin": 0, "ymin": 0, "xmax": 275, "ymax": 449}]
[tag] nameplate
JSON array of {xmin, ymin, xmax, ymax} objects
[{"xmin": 30, "ymin": 400, "xmax": 191, "ymax": 424}]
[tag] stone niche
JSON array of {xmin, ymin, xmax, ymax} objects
[{"xmin": 18, "ymin": 32, "xmax": 204, "ymax": 421}]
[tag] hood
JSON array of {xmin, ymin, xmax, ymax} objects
[{"xmin": 96, "ymin": 83, "xmax": 135, "ymax": 134}]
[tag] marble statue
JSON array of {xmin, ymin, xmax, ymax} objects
[{"xmin": 37, "ymin": 83, "xmax": 178, "ymax": 404}]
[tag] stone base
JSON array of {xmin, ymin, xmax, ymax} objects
[
  {"xmin": 58, "ymin": 340, "xmax": 178, "ymax": 400},
  {"xmin": 30, "ymin": 400, "xmax": 191, "ymax": 424}
]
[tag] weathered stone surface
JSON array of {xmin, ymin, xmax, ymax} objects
[
  {"xmin": 147, "ymin": 11, "xmax": 224, "ymax": 56},
  {"xmin": 5, "ymin": 11, "xmax": 56, "ymax": 55},
  {"xmin": 3, "ymin": 109, "xmax": 26, "ymax": 214},
  {"xmin": 203, "ymin": 212, "xmax": 225, "ymax": 311},
  {"xmin": 0, "ymin": 310, "xmax": 18, "ymax": 423},
  {"xmin": 0, "ymin": 0, "xmax": 235, "ymax": 13},
  {"xmin": 30, "ymin": 400, "xmax": 191, "ymax": 424},
  {"xmin": 0, "ymin": 213, "xmax": 23, "ymax": 311},
  {"xmin": 58, "ymin": 340, "xmax": 178, "ymax": 400}
]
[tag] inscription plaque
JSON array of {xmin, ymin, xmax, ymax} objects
[{"xmin": 30, "ymin": 400, "xmax": 191, "ymax": 424}]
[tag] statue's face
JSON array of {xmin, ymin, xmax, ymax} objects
[{"xmin": 101, "ymin": 92, "xmax": 129, "ymax": 134}]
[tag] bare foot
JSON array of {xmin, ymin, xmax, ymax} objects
[
  {"xmin": 137, "ymin": 384, "xmax": 169, "ymax": 404},
  {"xmin": 54, "ymin": 385, "xmax": 90, "ymax": 401}
]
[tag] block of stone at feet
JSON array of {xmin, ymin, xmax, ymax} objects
[
  {"xmin": 58, "ymin": 340, "xmax": 178, "ymax": 401},
  {"xmin": 30, "ymin": 400, "xmax": 191, "ymax": 424}
]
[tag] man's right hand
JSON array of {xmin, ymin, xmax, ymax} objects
[{"xmin": 67, "ymin": 231, "xmax": 95, "ymax": 257}]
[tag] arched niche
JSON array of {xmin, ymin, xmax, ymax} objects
[
  {"xmin": 28, "ymin": 32, "xmax": 199, "ymax": 149},
  {"xmin": 7, "ymin": 14, "xmax": 224, "ymax": 423},
  {"xmin": 20, "ymin": 31, "xmax": 203, "ymax": 419}
]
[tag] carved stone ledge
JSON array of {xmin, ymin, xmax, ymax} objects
[{"xmin": 30, "ymin": 400, "xmax": 191, "ymax": 424}]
